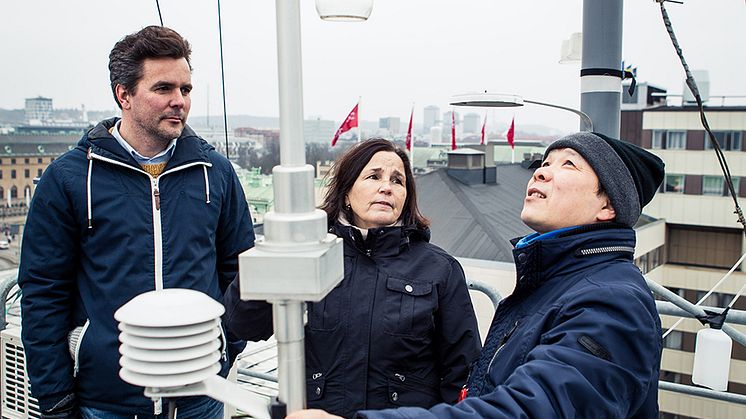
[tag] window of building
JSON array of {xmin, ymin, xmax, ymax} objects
[
  {"xmin": 24, "ymin": 169, "xmax": 29, "ymax": 178},
  {"xmin": 24, "ymin": 158, "xmax": 29, "ymax": 164},
  {"xmin": 37, "ymin": 168, "xmax": 42, "ymax": 177},
  {"xmin": 10, "ymin": 186, "xmax": 17, "ymax": 199},
  {"xmin": 703, "ymin": 176, "xmax": 724, "ymax": 196},
  {"xmin": 668, "ymin": 225, "xmax": 742, "ymax": 269},
  {"xmin": 663, "ymin": 331, "xmax": 683, "ymax": 350},
  {"xmin": 703, "ymin": 175, "xmax": 741, "ymax": 196},
  {"xmin": 635, "ymin": 246, "xmax": 665, "ymax": 275},
  {"xmin": 660, "ymin": 370, "xmax": 683, "ymax": 384},
  {"xmin": 695, "ymin": 291, "xmax": 721, "ymax": 308},
  {"xmin": 651, "ymin": 130, "xmax": 687, "ymax": 149},
  {"xmin": 11, "ymin": 158, "xmax": 16, "ymax": 164},
  {"xmin": 37, "ymin": 158, "xmax": 43, "ymax": 163},
  {"xmin": 11, "ymin": 170, "xmax": 16, "ymax": 179},
  {"xmin": 667, "ymin": 131, "xmax": 687, "ymax": 149},
  {"xmin": 706, "ymin": 131, "xmax": 742, "ymax": 151},
  {"xmin": 0, "ymin": 170, "xmax": 2, "ymax": 179},
  {"xmin": 664, "ymin": 174, "xmax": 685, "ymax": 193},
  {"xmin": 652, "ymin": 130, "xmax": 664, "ymax": 149},
  {"xmin": 0, "ymin": 159, "xmax": 3, "ymax": 165}
]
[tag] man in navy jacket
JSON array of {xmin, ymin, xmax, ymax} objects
[
  {"xmin": 19, "ymin": 26, "xmax": 254, "ymax": 419},
  {"xmin": 289, "ymin": 132, "xmax": 665, "ymax": 418}
]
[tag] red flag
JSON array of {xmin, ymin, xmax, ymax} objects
[
  {"xmin": 507, "ymin": 117, "xmax": 515, "ymax": 150},
  {"xmin": 406, "ymin": 106, "xmax": 414, "ymax": 151},
  {"xmin": 332, "ymin": 103, "xmax": 359, "ymax": 146},
  {"xmin": 451, "ymin": 111, "xmax": 456, "ymax": 150},
  {"xmin": 480, "ymin": 113, "xmax": 487, "ymax": 145}
]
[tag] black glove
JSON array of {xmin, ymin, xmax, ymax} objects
[{"xmin": 41, "ymin": 393, "xmax": 79, "ymax": 419}]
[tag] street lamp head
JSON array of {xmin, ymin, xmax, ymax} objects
[
  {"xmin": 450, "ymin": 92, "xmax": 525, "ymax": 108},
  {"xmin": 450, "ymin": 91, "xmax": 593, "ymax": 132},
  {"xmin": 315, "ymin": 0, "xmax": 373, "ymax": 22}
]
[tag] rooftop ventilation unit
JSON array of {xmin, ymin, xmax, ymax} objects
[{"xmin": 1, "ymin": 326, "xmax": 41, "ymax": 419}]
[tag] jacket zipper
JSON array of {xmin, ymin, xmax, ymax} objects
[
  {"xmin": 72, "ymin": 320, "xmax": 91, "ymax": 377},
  {"xmin": 578, "ymin": 245, "xmax": 635, "ymax": 256},
  {"xmin": 88, "ymin": 152, "xmax": 211, "ymax": 291},
  {"xmin": 486, "ymin": 320, "xmax": 519, "ymax": 374}
]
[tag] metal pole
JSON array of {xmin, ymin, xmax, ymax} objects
[
  {"xmin": 580, "ymin": 0, "xmax": 623, "ymax": 137},
  {"xmin": 656, "ymin": 301, "xmax": 746, "ymax": 327},
  {"xmin": 0, "ymin": 275, "xmax": 18, "ymax": 330},
  {"xmin": 276, "ymin": 0, "xmax": 306, "ymax": 167},
  {"xmin": 272, "ymin": 300, "xmax": 306, "ymax": 412},
  {"xmin": 647, "ymin": 279, "xmax": 746, "ymax": 348},
  {"xmin": 659, "ymin": 381, "xmax": 746, "ymax": 405},
  {"xmin": 271, "ymin": 0, "xmax": 312, "ymax": 411}
]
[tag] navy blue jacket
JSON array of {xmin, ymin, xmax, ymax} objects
[
  {"xmin": 19, "ymin": 118, "xmax": 255, "ymax": 413},
  {"xmin": 358, "ymin": 224, "xmax": 662, "ymax": 419},
  {"xmin": 225, "ymin": 222, "xmax": 481, "ymax": 418}
]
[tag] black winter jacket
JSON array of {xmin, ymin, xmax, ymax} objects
[{"xmin": 225, "ymin": 222, "xmax": 481, "ymax": 418}]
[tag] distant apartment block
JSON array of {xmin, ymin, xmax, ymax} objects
[
  {"xmin": 378, "ymin": 117, "xmax": 400, "ymax": 135},
  {"xmin": 423, "ymin": 105, "xmax": 440, "ymax": 131},
  {"xmin": 24, "ymin": 97, "xmax": 53, "ymax": 124},
  {"xmin": 462, "ymin": 113, "xmax": 481, "ymax": 134}
]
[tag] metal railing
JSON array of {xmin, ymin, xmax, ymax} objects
[{"xmin": 4, "ymin": 271, "xmax": 746, "ymax": 408}]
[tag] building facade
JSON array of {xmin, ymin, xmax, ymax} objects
[
  {"xmin": 622, "ymin": 100, "xmax": 746, "ymax": 418},
  {"xmin": 0, "ymin": 135, "xmax": 77, "ymax": 209},
  {"xmin": 423, "ymin": 105, "xmax": 440, "ymax": 132}
]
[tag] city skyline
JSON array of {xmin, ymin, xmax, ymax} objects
[{"xmin": 1, "ymin": 1, "xmax": 744, "ymax": 134}]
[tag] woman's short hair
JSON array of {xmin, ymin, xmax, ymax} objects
[{"xmin": 321, "ymin": 138, "xmax": 429, "ymax": 229}]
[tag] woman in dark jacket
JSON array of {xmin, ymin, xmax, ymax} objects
[{"xmin": 225, "ymin": 138, "xmax": 481, "ymax": 418}]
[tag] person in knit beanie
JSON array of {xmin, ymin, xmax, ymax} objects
[
  {"xmin": 537, "ymin": 131, "xmax": 665, "ymax": 228},
  {"xmin": 289, "ymin": 132, "xmax": 668, "ymax": 419}
]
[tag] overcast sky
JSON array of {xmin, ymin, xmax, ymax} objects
[{"xmin": 1, "ymin": 0, "xmax": 743, "ymax": 133}]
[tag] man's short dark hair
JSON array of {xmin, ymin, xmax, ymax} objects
[{"xmin": 108, "ymin": 26, "xmax": 192, "ymax": 109}]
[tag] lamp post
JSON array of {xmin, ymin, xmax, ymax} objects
[{"xmin": 450, "ymin": 92, "xmax": 594, "ymax": 132}]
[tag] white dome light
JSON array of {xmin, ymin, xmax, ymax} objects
[{"xmin": 315, "ymin": 0, "xmax": 373, "ymax": 22}]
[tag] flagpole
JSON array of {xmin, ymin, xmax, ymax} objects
[
  {"xmin": 409, "ymin": 102, "xmax": 415, "ymax": 170},
  {"xmin": 357, "ymin": 96, "xmax": 362, "ymax": 143}
]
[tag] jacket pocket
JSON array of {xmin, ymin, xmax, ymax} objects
[
  {"xmin": 383, "ymin": 277, "xmax": 434, "ymax": 337},
  {"xmin": 68, "ymin": 319, "xmax": 90, "ymax": 377},
  {"xmin": 307, "ymin": 280, "xmax": 349, "ymax": 332},
  {"xmin": 386, "ymin": 373, "xmax": 439, "ymax": 408}
]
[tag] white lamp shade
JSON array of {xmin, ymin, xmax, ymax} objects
[
  {"xmin": 450, "ymin": 92, "xmax": 525, "ymax": 108},
  {"xmin": 315, "ymin": 0, "xmax": 373, "ymax": 22}
]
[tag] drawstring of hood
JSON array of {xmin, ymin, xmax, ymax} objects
[
  {"xmin": 203, "ymin": 165, "xmax": 210, "ymax": 204},
  {"xmin": 85, "ymin": 147, "xmax": 213, "ymax": 231},
  {"xmin": 86, "ymin": 149, "xmax": 93, "ymax": 229}
]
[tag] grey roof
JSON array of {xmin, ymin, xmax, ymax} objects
[{"xmin": 416, "ymin": 164, "xmax": 534, "ymax": 262}]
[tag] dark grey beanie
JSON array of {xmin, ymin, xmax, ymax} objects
[{"xmin": 543, "ymin": 132, "xmax": 665, "ymax": 227}]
